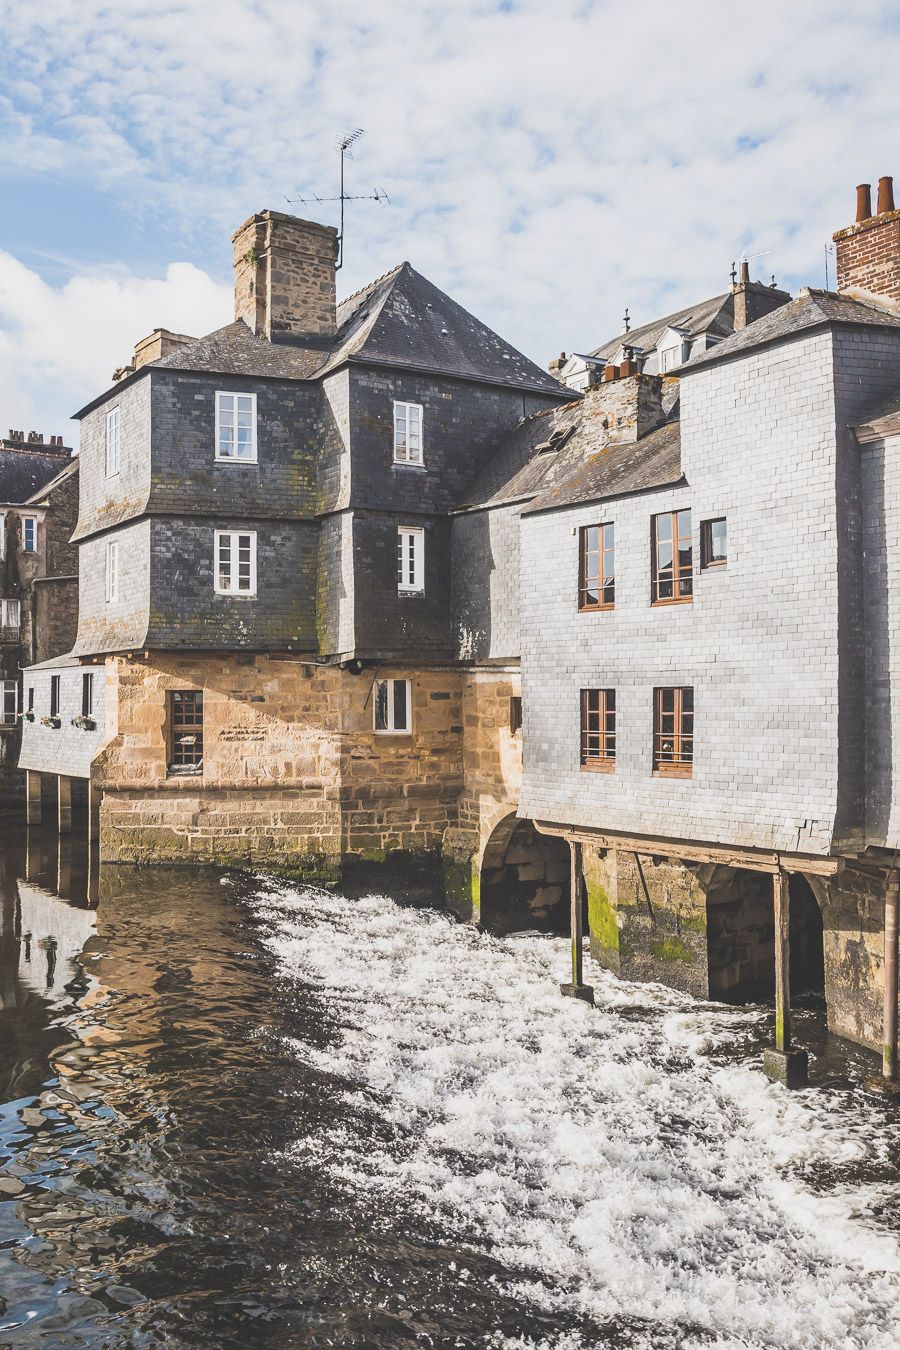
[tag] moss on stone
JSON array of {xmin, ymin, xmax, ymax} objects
[
  {"xmin": 650, "ymin": 936, "xmax": 696, "ymax": 963},
  {"xmin": 444, "ymin": 856, "xmax": 478, "ymax": 922},
  {"xmin": 263, "ymin": 854, "xmax": 343, "ymax": 887},
  {"xmin": 587, "ymin": 879, "xmax": 619, "ymax": 954}
]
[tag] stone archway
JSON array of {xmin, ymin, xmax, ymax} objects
[
  {"xmin": 478, "ymin": 813, "xmax": 570, "ymax": 935},
  {"xmin": 788, "ymin": 873, "xmax": 825, "ymax": 1005}
]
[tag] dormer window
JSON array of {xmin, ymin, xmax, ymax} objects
[
  {"xmin": 393, "ymin": 401, "xmax": 423, "ymax": 466},
  {"xmin": 657, "ymin": 327, "xmax": 688, "ymax": 373},
  {"xmin": 660, "ymin": 346, "xmax": 681, "ymax": 373},
  {"xmin": 216, "ymin": 392, "xmax": 257, "ymax": 462}
]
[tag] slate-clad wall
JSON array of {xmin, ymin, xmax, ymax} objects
[
  {"xmin": 147, "ymin": 372, "xmax": 320, "ymax": 518},
  {"xmin": 317, "ymin": 513, "xmax": 355, "ymax": 658},
  {"xmin": 317, "ymin": 371, "xmax": 351, "ymax": 514},
  {"xmin": 146, "ymin": 517, "xmax": 318, "ymax": 650},
  {"xmin": 352, "ymin": 511, "xmax": 452, "ymax": 659},
  {"xmin": 451, "ymin": 503, "xmax": 522, "ymax": 662},
  {"xmin": 19, "ymin": 662, "xmax": 106, "ymax": 778},
  {"xmin": 519, "ymin": 329, "xmax": 844, "ymax": 854},
  {"xmin": 347, "ymin": 368, "xmax": 557, "ymax": 514},
  {"xmin": 74, "ymin": 519, "xmax": 151, "ymax": 654},
  {"xmin": 74, "ymin": 378, "xmax": 151, "ymax": 539}
]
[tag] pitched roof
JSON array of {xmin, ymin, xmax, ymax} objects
[
  {"xmin": 23, "ymin": 455, "xmax": 79, "ymax": 505},
  {"xmin": 459, "ymin": 380, "xmax": 682, "ymax": 516},
  {"xmin": 588, "ymin": 293, "xmax": 733, "ymax": 361},
  {"xmin": 320, "ymin": 261, "xmax": 567, "ymax": 394},
  {"xmin": 152, "ymin": 319, "xmax": 324, "ymax": 379},
  {"xmin": 0, "ymin": 448, "xmax": 75, "ymax": 504},
  {"xmin": 683, "ymin": 289, "xmax": 900, "ymax": 373}
]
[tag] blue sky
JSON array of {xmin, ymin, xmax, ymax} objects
[{"xmin": 2, "ymin": 0, "xmax": 900, "ymax": 441}]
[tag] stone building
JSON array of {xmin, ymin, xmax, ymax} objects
[
  {"xmin": 18, "ymin": 210, "xmax": 571, "ymax": 872},
  {"xmin": 452, "ymin": 175, "xmax": 900, "ymax": 1081},
  {"xmin": 0, "ymin": 433, "xmax": 78, "ymax": 788}
]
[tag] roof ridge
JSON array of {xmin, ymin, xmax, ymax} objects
[{"xmin": 338, "ymin": 261, "xmax": 407, "ymax": 312}]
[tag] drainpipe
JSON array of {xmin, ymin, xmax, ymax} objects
[
  {"xmin": 762, "ymin": 865, "xmax": 808, "ymax": 1087},
  {"xmin": 883, "ymin": 870, "xmax": 899, "ymax": 1081},
  {"xmin": 559, "ymin": 838, "xmax": 594, "ymax": 1005}
]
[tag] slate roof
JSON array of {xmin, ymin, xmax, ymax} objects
[
  {"xmin": 0, "ymin": 448, "xmax": 75, "ymax": 504},
  {"xmin": 75, "ymin": 260, "xmax": 567, "ymax": 417},
  {"xmin": 588, "ymin": 293, "xmax": 734, "ymax": 361},
  {"xmin": 23, "ymin": 456, "xmax": 79, "ymax": 505},
  {"xmin": 460, "ymin": 380, "xmax": 682, "ymax": 516},
  {"xmin": 683, "ymin": 289, "xmax": 900, "ymax": 372}
]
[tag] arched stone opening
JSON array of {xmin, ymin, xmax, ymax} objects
[
  {"xmin": 478, "ymin": 815, "xmax": 570, "ymax": 935},
  {"xmin": 706, "ymin": 867, "xmax": 825, "ymax": 1008}
]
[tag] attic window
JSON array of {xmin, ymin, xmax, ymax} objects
[{"xmin": 535, "ymin": 426, "xmax": 574, "ymax": 455}]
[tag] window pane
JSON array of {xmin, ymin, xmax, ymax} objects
[
  {"xmin": 374, "ymin": 680, "xmax": 388, "ymax": 731},
  {"xmin": 655, "ymin": 514, "xmax": 672, "ymax": 543},
  {"xmin": 393, "ymin": 680, "xmax": 409, "ymax": 731}
]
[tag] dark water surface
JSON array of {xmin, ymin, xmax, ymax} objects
[{"xmin": 0, "ymin": 822, "xmax": 899, "ymax": 1349}]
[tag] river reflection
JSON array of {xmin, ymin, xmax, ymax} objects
[{"xmin": 2, "ymin": 821, "xmax": 626, "ymax": 1349}]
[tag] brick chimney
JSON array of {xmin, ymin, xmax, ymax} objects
[
  {"xmin": 732, "ymin": 258, "xmax": 792, "ymax": 331},
  {"xmin": 133, "ymin": 328, "xmax": 195, "ymax": 370},
  {"xmin": 232, "ymin": 210, "xmax": 338, "ymax": 344},
  {"xmin": 834, "ymin": 176, "xmax": 900, "ymax": 305},
  {"xmin": 583, "ymin": 372, "xmax": 668, "ymax": 444}
]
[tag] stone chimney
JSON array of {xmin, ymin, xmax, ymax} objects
[
  {"xmin": 732, "ymin": 258, "xmax": 792, "ymax": 331},
  {"xmin": 583, "ymin": 372, "xmax": 668, "ymax": 444},
  {"xmin": 133, "ymin": 328, "xmax": 195, "ymax": 371},
  {"xmin": 834, "ymin": 176, "xmax": 900, "ymax": 305},
  {"xmin": 232, "ymin": 210, "xmax": 338, "ymax": 344}
]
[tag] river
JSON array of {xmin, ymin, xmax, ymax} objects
[{"xmin": 1, "ymin": 821, "xmax": 899, "ymax": 1348}]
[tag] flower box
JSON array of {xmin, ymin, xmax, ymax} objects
[
  {"xmin": 40, "ymin": 716, "xmax": 61, "ymax": 729},
  {"xmin": 71, "ymin": 715, "xmax": 96, "ymax": 731}
]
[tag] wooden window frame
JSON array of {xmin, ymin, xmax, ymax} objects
[
  {"xmin": 215, "ymin": 391, "xmax": 258, "ymax": 463},
  {"xmin": 651, "ymin": 509, "xmax": 693, "ymax": 605},
  {"xmin": 1, "ymin": 679, "xmax": 17, "ymax": 725},
  {"xmin": 653, "ymin": 686, "xmax": 693, "ymax": 777},
  {"xmin": 50, "ymin": 674, "xmax": 60, "ymax": 718},
  {"xmin": 373, "ymin": 677, "xmax": 412, "ymax": 735},
  {"xmin": 106, "ymin": 405, "xmax": 120, "ymax": 477},
  {"xmin": 393, "ymin": 401, "xmax": 424, "ymax": 466},
  {"xmin": 509, "ymin": 695, "xmax": 522, "ymax": 735},
  {"xmin": 578, "ymin": 523, "xmax": 615, "ymax": 611},
  {"xmin": 0, "ymin": 599, "xmax": 20, "ymax": 630},
  {"xmin": 21, "ymin": 515, "xmax": 38, "ymax": 555},
  {"xmin": 214, "ymin": 529, "xmax": 257, "ymax": 596},
  {"xmin": 397, "ymin": 526, "xmax": 425, "ymax": 593},
  {"xmin": 701, "ymin": 517, "xmax": 727, "ymax": 570},
  {"xmin": 168, "ymin": 690, "xmax": 204, "ymax": 774},
  {"xmin": 82, "ymin": 672, "xmax": 94, "ymax": 717},
  {"xmin": 580, "ymin": 687, "xmax": 616, "ymax": 772}
]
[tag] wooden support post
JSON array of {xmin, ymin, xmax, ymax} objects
[
  {"xmin": 560, "ymin": 839, "xmax": 594, "ymax": 1005},
  {"xmin": 57, "ymin": 775, "xmax": 72, "ymax": 835},
  {"xmin": 883, "ymin": 871, "xmax": 899, "ymax": 1081},
  {"xmin": 87, "ymin": 781, "xmax": 101, "ymax": 843},
  {"xmin": 26, "ymin": 770, "xmax": 42, "ymax": 826},
  {"xmin": 763, "ymin": 867, "xmax": 808, "ymax": 1087}
]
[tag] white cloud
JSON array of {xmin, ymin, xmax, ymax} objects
[
  {"xmin": 0, "ymin": 254, "xmax": 230, "ymax": 441},
  {"xmin": 2, "ymin": 0, "xmax": 900, "ymax": 431}
]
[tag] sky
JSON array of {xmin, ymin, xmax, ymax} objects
[{"xmin": 2, "ymin": 0, "xmax": 900, "ymax": 444}]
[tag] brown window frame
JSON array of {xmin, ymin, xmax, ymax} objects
[
  {"xmin": 653, "ymin": 686, "xmax": 693, "ymax": 777},
  {"xmin": 651, "ymin": 509, "xmax": 693, "ymax": 605},
  {"xmin": 509, "ymin": 695, "xmax": 522, "ymax": 735},
  {"xmin": 580, "ymin": 688, "xmax": 616, "ymax": 771},
  {"xmin": 168, "ymin": 690, "xmax": 204, "ymax": 774},
  {"xmin": 700, "ymin": 517, "xmax": 727, "ymax": 569},
  {"xmin": 579, "ymin": 523, "xmax": 615, "ymax": 611}
]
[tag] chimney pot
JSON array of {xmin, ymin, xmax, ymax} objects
[
  {"xmin": 878, "ymin": 176, "xmax": 895, "ymax": 214},
  {"xmin": 740, "ymin": 258, "xmax": 750, "ymax": 285},
  {"xmin": 856, "ymin": 183, "xmax": 873, "ymax": 222}
]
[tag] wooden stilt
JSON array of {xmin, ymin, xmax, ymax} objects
[
  {"xmin": 57, "ymin": 775, "xmax": 72, "ymax": 834},
  {"xmin": 883, "ymin": 872, "xmax": 899, "ymax": 1081},
  {"xmin": 560, "ymin": 839, "xmax": 594, "ymax": 1005},
  {"xmin": 26, "ymin": 770, "xmax": 42, "ymax": 826},
  {"xmin": 763, "ymin": 867, "xmax": 808, "ymax": 1087},
  {"xmin": 87, "ymin": 780, "xmax": 101, "ymax": 844}
]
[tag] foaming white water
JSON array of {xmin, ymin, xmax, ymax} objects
[{"xmin": 255, "ymin": 885, "xmax": 900, "ymax": 1349}]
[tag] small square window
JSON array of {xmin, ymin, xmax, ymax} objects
[
  {"xmin": 701, "ymin": 517, "xmax": 727, "ymax": 568},
  {"xmin": 373, "ymin": 678, "xmax": 412, "ymax": 734},
  {"xmin": 393, "ymin": 401, "xmax": 424, "ymax": 466},
  {"xmin": 216, "ymin": 392, "xmax": 257, "ymax": 462}
]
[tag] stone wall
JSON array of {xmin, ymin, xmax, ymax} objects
[{"xmin": 232, "ymin": 211, "xmax": 338, "ymax": 342}]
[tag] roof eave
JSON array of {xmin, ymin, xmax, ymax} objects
[{"xmin": 522, "ymin": 471, "xmax": 688, "ymax": 518}]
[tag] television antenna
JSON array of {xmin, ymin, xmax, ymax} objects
[{"xmin": 286, "ymin": 129, "xmax": 389, "ymax": 270}]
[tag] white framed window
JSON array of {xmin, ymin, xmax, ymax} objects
[
  {"xmin": 215, "ymin": 530, "xmax": 257, "ymax": 595},
  {"xmin": 0, "ymin": 599, "xmax": 21, "ymax": 629},
  {"xmin": 393, "ymin": 401, "xmax": 423, "ymax": 465},
  {"xmin": 1, "ymin": 679, "xmax": 17, "ymax": 725},
  {"xmin": 397, "ymin": 526, "xmax": 424, "ymax": 593},
  {"xmin": 0, "ymin": 514, "xmax": 6, "ymax": 559},
  {"xmin": 105, "ymin": 540, "xmax": 119, "ymax": 603},
  {"xmin": 216, "ymin": 392, "xmax": 257, "ymax": 462},
  {"xmin": 373, "ymin": 677, "xmax": 412, "ymax": 734},
  {"xmin": 106, "ymin": 405, "xmax": 120, "ymax": 477},
  {"xmin": 21, "ymin": 515, "xmax": 37, "ymax": 554}
]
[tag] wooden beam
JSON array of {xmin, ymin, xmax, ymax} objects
[
  {"xmin": 773, "ymin": 869, "xmax": 791, "ymax": 1052},
  {"xmin": 533, "ymin": 821, "xmax": 844, "ymax": 876},
  {"xmin": 25, "ymin": 770, "xmax": 41, "ymax": 826},
  {"xmin": 884, "ymin": 871, "xmax": 899, "ymax": 1081}
]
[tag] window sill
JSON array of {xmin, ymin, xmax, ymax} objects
[
  {"xmin": 214, "ymin": 591, "xmax": 258, "ymax": 599},
  {"xmin": 373, "ymin": 729, "xmax": 412, "ymax": 737},
  {"xmin": 650, "ymin": 597, "xmax": 693, "ymax": 607},
  {"xmin": 653, "ymin": 765, "xmax": 692, "ymax": 779},
  {"xmin": 167, "ymin": 766, "xmax": 204, "ymax": 777},
  {"xmin": 700, "ymin": 561, "xmax": 727, "ymax": 571},
  {"xmin": 214, "ymin": 455, "xmax": 258, "ymax": 465},
  {"xmin": 392, "ymin": 460, "xmax": 426, "ymax": 471},
  {"xmin": 578, "ymin": 603, "xmax": 615, "ymax": 613},
  {"xmin": 581, "ymin": 759, "xmax": 615, "ymax": 773},
  {"xmin": 398, "ymin": 587, "xmax": 424, "ymax": 595}
]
